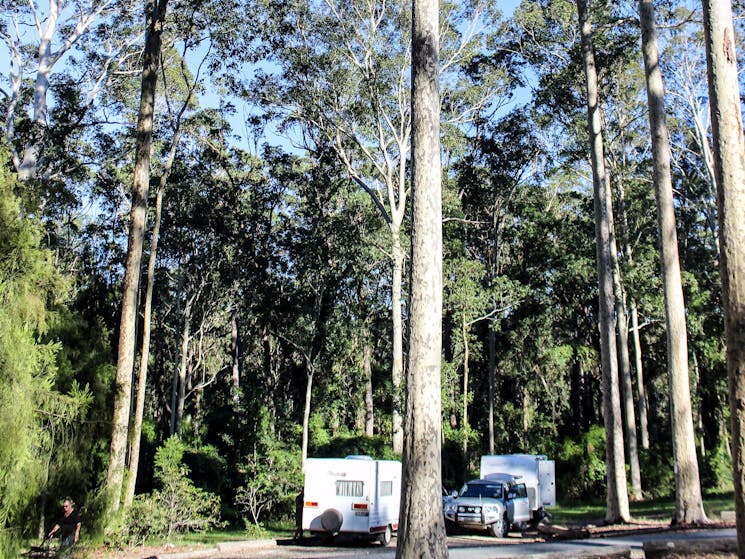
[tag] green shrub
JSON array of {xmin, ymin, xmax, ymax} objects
[
  {"xmin": 235, "ymin": 441, "xmax": 302, "ymax": 526},
  {"xmin": 557, "ymin": 425, "xmax": 607, "ymax": 501},
  {"xmin": 638, "ymin": 444, "xmax": 675, "ymax": 499},
  {"xmin": 701, "ymin": 441, "xmax": 733, "ymax": 493},
  {"xmin": 109, "ymin": 437, "xmax": 222, "ymax": 548}
]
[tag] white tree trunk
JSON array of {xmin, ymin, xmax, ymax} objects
[
  {"xmin": 702, "ymin": 0, "xmax": 745, "ymax": 550},
  {"xmin": 462, "ymin": 315, "xmax": 469, "ymax": 461},
  {"xmin": 395, "ymin": 0, "xmax": 447, "ymax": 554},
  {"xmin": 639, "ymin": 0, "xmax": 707, "ymax": 525},
  {"xmin": 576, "ymin": 0, "xmax": 630, "ymax": 524},
  {"xmin": 611, "ymin": 230, "xmax": 642, "ymax": 500},
  {"xmin": 629, "ymin": 302, "xmax": 650, "ymax": 449},
  {"xmin": 105, "ymin": 0, "xmax": 168, "ymax": 516},
  {"xmin": 302, "ymin": 366, "xmax": 314, "ymax": 472},
  {"xmin": 392, "ymin": 234, "xmax": 405, "ymax": 454},
  {"xmin": 364, "ymin": 340, "xmax": 375, "ymax": 437}
]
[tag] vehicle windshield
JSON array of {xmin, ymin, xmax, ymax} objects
[{"xmin": 460, "ymin": 483, "xmax": 503, "ymax": 499}]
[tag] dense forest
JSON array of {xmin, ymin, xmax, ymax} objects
[{"xmin": 1, "ymin": 0, "xmax": 743, "ymax": 555}]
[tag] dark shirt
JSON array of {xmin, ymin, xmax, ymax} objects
[{"xmin": 57, "ymin": 509, "xmax": 81, "ymax": 539}]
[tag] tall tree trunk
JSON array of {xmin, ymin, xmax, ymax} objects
[
  {"xmin": 629, "ymin": 302, "xmax": 650, "ymax": 449},
  {"xmin": 618, "ymin": 163, "xmax": 651, "ymax": 451},
  {"xmin": 702, "ymin": 0, "xmax": 745, "ymax": 551},
  {"xmin": 392, "ymin": 236, "xmax": 405, "ymax": 454},
  {"xmin": 124, "ymin": 181, "xmax": 164, "ymax": 509},
  {"xmin": 231, "ymin": 313, "xmax": 240, "ymax": 406},
  {"xmin": 611, "ymin": 235, "xmax": 643, "ymax": 500},
  {"xmin": 125, "ymin": 117, "xmax": 184, "ymax": 507},
  {"xmin": 176, "ymin": 303, "xmax": 192, "ymax": 433},
  {"xmin": 488, "ymin": 326, "xmax": 496, "ymax": 455},
  {"xmin": 16, "ymin": 0, "xmax": 56, "ymax": 181},
  {"xmin": 105, "ymin": 0, "xmax": 168, "ymax": 516},
  {"xmin": 301, "ymin": 365, "xmax": 314, "ymax": 471},
  {"xmin": 639, "ymin": 0, "xmax": 707, "ymax": 525},
  {"xmin": 363, "ymin": 338, "xmax": 374, "ymax": 437},
  {"xmin": 396, "ymin": 0, "xmax": 447, "ymax": 554},
  {"xmin": 576, "ymin": 0, "xmax": 630, "ymax": 524},
  {"xmin": 462, "ymin": 314, "xmax": 469, "ymax": 461}
]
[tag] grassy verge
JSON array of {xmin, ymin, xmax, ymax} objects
[{"xmin": 549, "ymin": 491, "xmax": 735, "ymax": 526}]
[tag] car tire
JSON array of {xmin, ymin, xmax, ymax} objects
[
  {"xmin": 488, "ymin": 515, "xmax": 509, "ymax": 538},
  {"xmin": 378, "ymin": 525, "xmax": 392, "ymax": 546}
]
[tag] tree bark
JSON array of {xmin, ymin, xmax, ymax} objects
[
  {"xmin": 231, "ymin": 313, "xmax": 241, "ymax": 406},
  {"xmin": 392, "ymin": 235, "xmax": 405, "ymax": 454},
  {"xmin": 105, "ymin": 0, "xmax": 168, "ymax": 516},
  {"xmin": 488, "ymin": 326, "xmax": 496, "ymax": 455},
  {"xmin": 363, "ymin": 339, "xmax": 375, "ymax": 437},
  {"xmin": 395, "ymin": 0, "xmax": 447, "ymax": 554},
  {"xmin": 576, "ymin": 0, "xmax": 630, "ymax": 524},
  {"xmin": 176, "ymin": 301, "xmax": 192, "ymax": 432},
  {"xmin": 639, "ymin": 0, "xmax": 707, "ymax": 525},
  {"xmin": 461, "ymin": 314, "xmax": 469, "ymax": 461},
  {"xmin": 629, "ymin": 302, "xmax": 650, "ymax": 449},
  {"xmin": 124, "ymin": 179, "xmax": 164, "ymax": 509},
  {"xmin": 611, "ymin": 226, "xmax": 642, "ymax": 500},
  {"xmin": 701, "ymin": 0, "xmax": 745, "ymax": 551},
  {"xmin": 301, "ymin": 365, "xmax": 314, "ymax": 471},
  {"xmin": 125, "ymin": 105, "xmax": 186, "ymax": 506}
]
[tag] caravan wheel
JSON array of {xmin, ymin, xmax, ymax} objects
[{"xmin": 378, "ymin": 525, "xmax": 392, "ymax": 546}]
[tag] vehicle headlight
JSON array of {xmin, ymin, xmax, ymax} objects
[{"xmin": 483, "ymin": 505, "xmax": 498, "ymax": 514}]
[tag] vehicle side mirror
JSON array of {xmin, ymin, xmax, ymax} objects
[
  {"xmin": 507, "ymin": 491, "xmax": 516, "ymax": 499},
  {"xmin": 451, "ymin": 491, "xmax": 458, "ymax": 498}
]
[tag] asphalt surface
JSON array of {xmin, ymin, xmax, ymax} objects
[{"xmin": 154, "ymin": 527, "xmax": 738, "ymax": 559}]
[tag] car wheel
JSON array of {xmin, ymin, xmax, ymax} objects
[
  {"xmin": 488, "ymin": 515, "xmax": 509, "ymax": 538},
  {"xmin": 378, "ymin": 525, "xmax": 392, "ymax": 546}
]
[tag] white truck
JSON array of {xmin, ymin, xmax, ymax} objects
[
  {"xmin": 302, "ymin": 456, "xmax": 401, "ymax": 545},
  {"xmin": 480, "ymin": 454, "xmax": 556, "ymax": 525}
]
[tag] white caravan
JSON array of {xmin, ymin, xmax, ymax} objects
[
  {"xmin": 480, "ymin": 454, "xmax": 556, "ymax": 523},
  {"xmin": 302, "ymin": 456, "xmax": 401, "ymax": 545}
]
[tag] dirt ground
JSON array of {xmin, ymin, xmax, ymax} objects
[{"xmin": 80, "ymin": 518, "xmax": 738, "ymax": 559}]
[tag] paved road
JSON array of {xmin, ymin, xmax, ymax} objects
[{"xmin": 174, "ymin": 528, "xmax": 737, "ymax": 559}]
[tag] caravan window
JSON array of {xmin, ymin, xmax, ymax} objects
[
  {"xmin": 380, "ymin": 481, "xmax": 393, "ymax": 497},
  {"xmin": 336, "ymin": 480, "xmax": 364, "ymax": 497}
]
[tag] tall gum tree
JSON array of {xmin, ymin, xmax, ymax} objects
[
  {"xmin": 638, "ymin": 0, "xmax": 707, "ymax": 526},
  {"xmin": 395, "ymin": 0, "xmax": 447, "ymax": 553},
  {"xmin": 576, "ymin": 0, "xmax": 630, "ymax": 524},
  {"xmin": 701, "ymin": 0, "xmax": 745, "ymax": 551},
  {"xmin": 105, "ymin": 0, "xmax": 169, "ymax": 516}
]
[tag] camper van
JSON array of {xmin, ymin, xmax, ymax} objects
[
  {"xmin": 480, "ymin": 454, "xmax": 556, "ymax": 524},
  {"xmin": 302, "ymin": 456, "xmax": 401, "ymax": 545}
]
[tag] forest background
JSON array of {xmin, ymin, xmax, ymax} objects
[{"xmin": 0, "ymin": 0, "xmax": 741, "ymax": 553}]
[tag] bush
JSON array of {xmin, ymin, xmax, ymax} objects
[
  {"xmin": 701, "ymin": 441, "xmax": 734, "ymax": 493},
  {"xmin": 109, "ymin": 437, "xmax": 222, "ymax": 548},
  {"xmin": 557, "ymin": 425, "xmax": 607, "ymax": 501},
  {"xmin": 235, "ymin": 441, "xmax": 301, "ymax": 527},
  {"xmin": 638, "ymin": 444, "xmax": 675, "ymax": 499}
]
